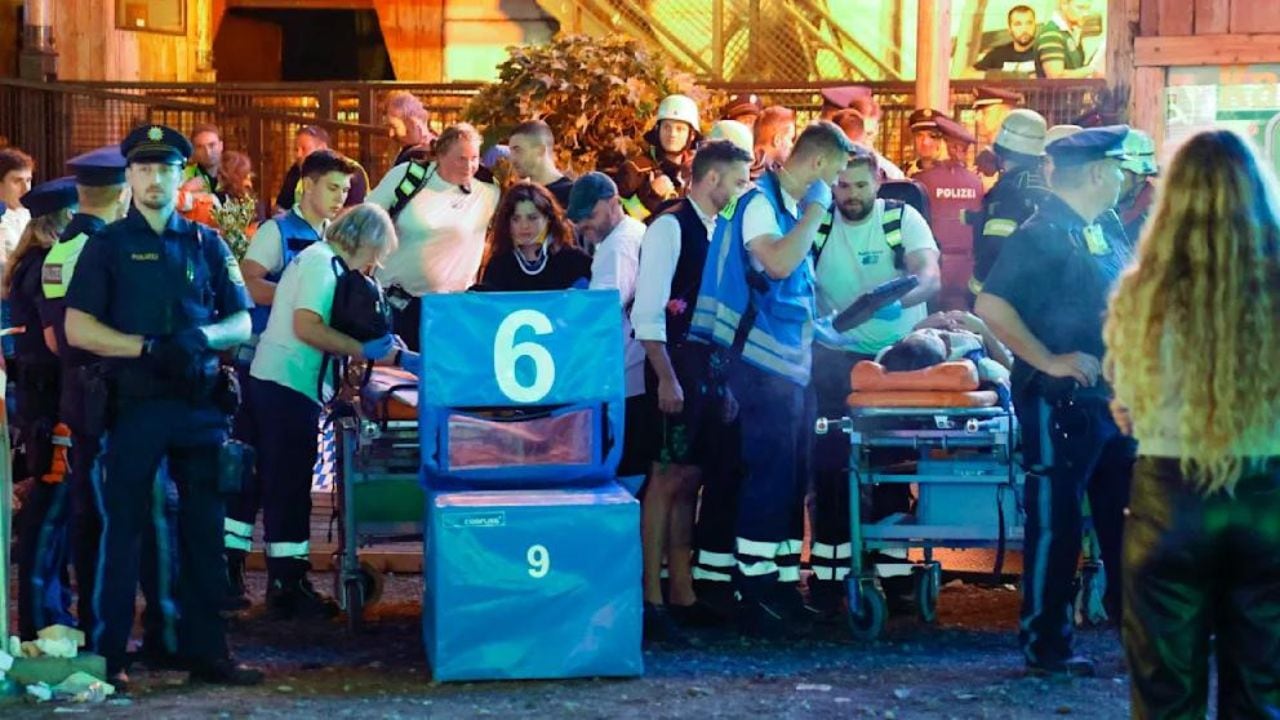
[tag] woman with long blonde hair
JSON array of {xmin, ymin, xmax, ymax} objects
[{"xmin": 1104, "ymin": 128, "xmax": 1280, "ymax": 718}]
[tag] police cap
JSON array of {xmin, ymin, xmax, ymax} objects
[
  {"xmin": 120, "ymin": 124, "xmax": 192, "ymax": 165},
  {"xmin": 909, "ymin": 108, "xmax": 943, "ymax": 132},
  {"xmin": 821, "ymin": 85, "xmax": 872, "ymax": 110},
  {"xmin": 20, "ymin": 177, "xmax": 77, "ymax": 219},
  {"xmin": 973, "ymin": 86, "xmax": 1023, "ymax": 108},
  {"xmin": 67, "ymin": 145, "xmax": 127, "ymax": 187},
  {"xmin": 1044, "ymin": 124, "xmax": 1130, "ymax": 168},
  {"xmin": 934, "ymin": 115, "xmax": 976, "ymax": 146},
  {"xmin": 722, "ymin": 93, "xmax": 763, "ymax": 120}
]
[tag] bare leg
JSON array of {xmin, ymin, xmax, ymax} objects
[
  {"xmin": 666, "ymin": 467, "xmax": 701, "ymax": 606},
  {"xmin": 641, "ymin": 463, "xmax": 679, "ymax": 605}
]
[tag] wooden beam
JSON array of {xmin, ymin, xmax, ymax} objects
[
  {"xmin": 915, "ymin": 0, "xmax": 951, "ymax": 112},
  {"xmin": 1139, "ymin": 0, "xmax": 1159, "ymax": 36},
  {"xmin": 1134, "ymin": 34, "xmax": 1280, "ymax": 66},
  {"xmin": 1193, "ymin": 0, "xmax": 1228, "ymax": 34},
  {"xmin": 1131, "ymin": 66, "xmax": 1165, "ymax": 150},
  {"xmin": 1107, "ymin": 0, "xmax": 1138, "ymax": 112}
]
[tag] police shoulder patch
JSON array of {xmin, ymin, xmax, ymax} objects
[
  {"xmin": 42, "ymin": 264, "xmax": 63, "ymax": 285},
  {"xmin": 225, "ymin": 256, "xmax": 246, "ymax": 286}
]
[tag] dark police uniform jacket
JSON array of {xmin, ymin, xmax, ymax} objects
[
  {"xmin": 65, "ymin": 206, "xmax": 251, "ymax": 414},
  {"xmin": 980, "ymin": 192, "xmax": 1131, "ymax": 399},
  {"xmin": 972, "ymin": 164, "xmax": 1049, "ymax": 292}
]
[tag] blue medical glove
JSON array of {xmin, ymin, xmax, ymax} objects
[
  {"xmin": 872, "ymin": 300, "xmax": 903, "ymax": 321},
  {"xmin": 360, "ymin": 334, "xmax": 395, "ymax": 361},
  {"xmin": 799, "ymin": 180, "xmax": 833, "ymax": 214},
  {"xmin": 398, "ymin": 350, "xmax": 422, "ymax": 375}
]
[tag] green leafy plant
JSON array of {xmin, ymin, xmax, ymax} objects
[{"xmin": 464, "ymin": 34, "xmax": 721, "ymax": 175}]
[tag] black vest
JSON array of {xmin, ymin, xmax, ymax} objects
[{"xmin": 649, "ymin": 198, "xmax": 711, "ymax": 345}]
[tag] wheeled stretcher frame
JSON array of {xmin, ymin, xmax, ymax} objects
[
  {"xmin": 332, "ymin": 389, "xmax": 423, "ymax": 632},
  {"xmin": 817, "ymin": 404, "xmax": 1025, "ymax": 640}
]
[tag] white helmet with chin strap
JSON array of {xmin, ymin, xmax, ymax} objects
[{"xmin": 656, "ymin": 94, "xmax": 701, "ymax": 133}]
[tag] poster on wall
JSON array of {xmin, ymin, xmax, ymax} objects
[
  {"xmin": 1166, "ymin": 65, "xmax": 1280, "ymax": 173},
  {"xmin": 966, "ymin": 0, "xmax": 1106, "ymax": 79}
]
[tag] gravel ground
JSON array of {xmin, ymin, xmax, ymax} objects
[{"xmin": 3, "ymin": 570, "xmax": 1133, "ymax": 718}]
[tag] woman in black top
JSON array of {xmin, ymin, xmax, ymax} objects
[{"xmin": 476, "ymin": 182, "xmax": 591, "ymax": 291}]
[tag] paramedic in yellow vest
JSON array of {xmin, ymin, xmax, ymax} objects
[
  {"xmin": 690, "ymin": 121, "xmax": 853, "ymax": 637},
  {"xmin": 808, "ymin": 146, "xmax": 940, "ymax": 614},
  {"xmin": 615, "ymin": 95, "xmax": 699, "ymax": 219}
]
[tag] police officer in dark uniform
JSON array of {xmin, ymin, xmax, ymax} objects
[
  {"xmin": 63, "ymin": 125, "xmax": 262, "ymax": 689},
  {"xmin": 970, "ymin": 109, "xmax": 1050, "ymax": 299},
  {"xmin": 975, "ymin": 126, "xmax": 1136, "ymax": 677},
  {"xmin": 38, "ymin": 147, "xmax": 179, "ymax": 665},
  {"xmin": 9, "ymin": 178, "xmax": 76, "ymax": 639}
]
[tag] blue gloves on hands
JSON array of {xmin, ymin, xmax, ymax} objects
[
  {"xmin": 360, "ymin": 334, "xmax": 395, "ymax": 362},
  {"xmin": 799, "ymin": 180, "xmax": 833, "ymax": 214},
  {"xmin": 398, "ymin": 350, "xmax": 422, "ymax": 375},
  {"xmin": 872, "ymin": 300, "xmax": 903, "ymax": 321}
]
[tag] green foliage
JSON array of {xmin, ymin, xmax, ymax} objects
[{"xmin": 464, "ymin": 34, "xmax": 718, "ymax": 175}]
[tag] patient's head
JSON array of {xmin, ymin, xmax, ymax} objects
[{"xmin": 880, "ymin": 331, "xmax": 947, "ymax": 372}]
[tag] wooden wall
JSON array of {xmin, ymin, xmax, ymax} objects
[
  {"xmin": 373, "ymin": 0, "xmax": 445, "ymax": 82},
  {"xmin": 1110, "ymin": 0, "xmax": 1280, "ymax": 149},
  {"xmin": 50, "ymin": 0, "xmax": 213, "ymax": 81}
]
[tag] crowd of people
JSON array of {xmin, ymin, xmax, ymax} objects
[{"xmin": 1, "ymin": 74, "xmax": 1277, "ymax": 718}]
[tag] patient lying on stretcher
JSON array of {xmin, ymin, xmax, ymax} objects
[{"xmin": 875, "ymin": 311, "xmax": 1013, "ymax": 390}]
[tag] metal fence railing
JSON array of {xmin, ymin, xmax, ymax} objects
[{"xmin": 0, "ymin": 78, "xmax": 1103, "ymax": 207}]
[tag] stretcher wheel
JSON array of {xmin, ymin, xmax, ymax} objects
[
  {"xmin": 913, "ymin": 563, "xmax": 941, "ymax": 624},
  {"xmin": 1075, "ymin": 561, "xmax": 1108, "ymax": 627},
  {"xmin": 359, "ymin": 561, "xmax": 385, "ymax": 606},
  {"xmin": 845, "ymin": 578, "xmax": 887, "ymax": 641}
]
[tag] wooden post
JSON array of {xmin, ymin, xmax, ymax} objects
[
  {"xmin": 915, "ymin": 0, "xmax": 952, "ymax": 111},
  {"xmin": 1131, "ymin": 66, "xmax": 1166, "ymax": 148},
  {"xmin": 712, "ymin": 0, "xmax": 724, "ymax": 82}
]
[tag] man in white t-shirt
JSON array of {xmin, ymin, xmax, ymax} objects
[
  {"xmin": 808, "ymin": 148, "xmax": 939, "ymax": 614},
  {"xmin": 0, "ymin": 147, "xmax": 35, "ymax": 265},
  {"xmin": 223, "ymin": 150, "xmax": 359, "ymax": 608},
  {"xmin": 248, "ymin": 205, "xmax": 412, "ymax": 620},
  {"xmin": 368, "ymin": 123, "xmax": 499, "ymax": 351}
]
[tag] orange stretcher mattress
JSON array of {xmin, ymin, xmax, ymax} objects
[
  {"xmin": 846, "ymin": 389, "xmax": 999, "ymax": 408},
  {"xmin": 850, "ymin": 360, "xmax": 979, "ymax": 392},
  {"xmin": 361, "ymin": 367, "xmax": 420, "ymax": 421}
]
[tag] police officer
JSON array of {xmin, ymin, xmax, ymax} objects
[
  {"xmin": 64, "ymin": 125, "xmax": 262, "ymax": 689},
  {"xmin": 905, "ymin": 109, "xmax": 944, "ymax": 177},
  {"xmin": 975, "ymin": 126, "xmax": 1137, "ymax": 677},
  {"xmin": 9, "ymin": 178, "xmax": 76, "ymax": 639},
  {"xmin": 970, "ymin": 109, "xmax": 1049, "ymax": 299},
  {"xmin": 690, "ymin": 121, "xmax": 853, "ymax": 636},
  {"xmin": 615, "ymin": 94, "xmax": 700, "ymax": 219},
  {"xmin": 1116, "ymin": 128, "xmax": 1158, "ymax": 242},
  {"xmin": 913, "ymin": 114, "xmax": 985, "ymax": 311},
  {"xmin": 38, "ymin": 147, "xmax": 186, "ymax": 667}
]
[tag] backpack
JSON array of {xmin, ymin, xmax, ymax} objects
[
  {"xmin": 387, "ymin": 161, "xmax": 435, "ymax": 222},
  {"xmin": 317, "ymin": 255, "xmax": 394, "ymax": 403},
  {"xmin": 813, "ymin": 199, "xmax": 910, "ymax": 271}
]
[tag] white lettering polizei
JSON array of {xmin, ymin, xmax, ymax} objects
[{"xmin": 935, "ymin": 187, "xmax": 978, "ymax": 200}]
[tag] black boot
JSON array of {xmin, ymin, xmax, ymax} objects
[
  {"xmin": 223, "ymin": 549, "xmax": 251, "ymax": 614},
  {"xmin": 266, "ymin": 562, "xmax": 339, "ymax": 621}
]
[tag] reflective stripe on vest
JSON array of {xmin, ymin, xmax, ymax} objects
[
  {"xmin": 982, "ymin": 217, "xmax": 1018, "ymax": 238},
  {"xmin": 41, "ymin": 232, "xmax": 90, "ymax": 300}
]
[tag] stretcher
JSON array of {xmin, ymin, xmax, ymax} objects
[
  {"xmin": 816, "ymin": 360, "xmax": 1025, "ymax": 640},
  {"xmin": 332, "ymin": 366, "xmax": 424, "ymax": 631}
]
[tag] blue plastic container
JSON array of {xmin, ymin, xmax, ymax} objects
[{"xmin": 422, "ymin": 482, "xmax": 643, "ymax": 681}]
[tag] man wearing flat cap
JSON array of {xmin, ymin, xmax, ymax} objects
[
  {"xmin": 975, "ymin": 125, "xmax": 1136, "ymax": 679},
  {"xmin": 63, "ymin": 124, "xmax": 262, "ymax": 690},
  {"xmin": 913, "ymin": 115, "xmax": 984, "ymax": 310}
]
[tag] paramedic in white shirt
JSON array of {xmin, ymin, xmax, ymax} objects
[
  {"xmin": 807, "ymin": 148, "xmax": 939, "ymax": 613},
  {"xmin": 249, "ymin": 204, "xmax": 418, "ymax": 620},
  {"xmin": 367, "ymin": 123, "xmax": 499, "ymax": 350}
]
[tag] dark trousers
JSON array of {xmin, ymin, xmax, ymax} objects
[
  {"xmin": 691, "ymin": 419, "xmax": 742, "ymax": 597},
  {"xmin": 225, "ymin": 360, "xmax": 260, "ymax": 554},
  {"xmin": 391, "ymin": 293, "xmax": 422, "ymax": 353},
  {"xmin": 1017, "ymin": 393, "xmax": 1134, "ymax": 665},
  {"xmin": 726, "ymin": 361, "xmax": 809, "ymax": 601},
  {"xmin": 250, "ymin": 378, "xmax": 321, "ymax": 580},
  {"xmin": 1123, "ymin": 458, "xmax": 1280, "ymax": 719},
  {"xmin": 94, "ymin": 398, "xmax": 229, "ymax": 673},
  {"xmin": 17, "ymin": 479, "xmax": 74, "ymax": 638}
]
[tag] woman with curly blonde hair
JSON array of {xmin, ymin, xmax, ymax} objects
[{"xmin": 1104, "ymin": 128, "xmax": 1280, "ymax": 718}]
